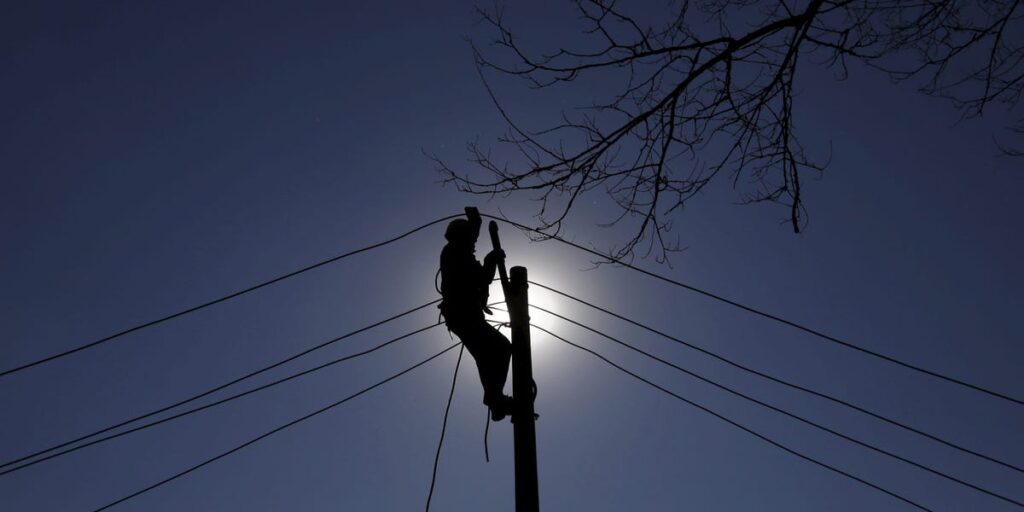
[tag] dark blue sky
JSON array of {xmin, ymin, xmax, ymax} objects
[{"xmin": 1, "ymin": 1, "xmax": 1022, "ymax": 510}]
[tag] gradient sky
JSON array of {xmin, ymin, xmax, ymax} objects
[{"xmin": 1, "ymin": 1, "xmax": 1022, "ymax": 511}]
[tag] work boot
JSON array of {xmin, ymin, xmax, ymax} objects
[{"xmin": 487, "ymin": 395, "xmax": 515, "ymax": 422}]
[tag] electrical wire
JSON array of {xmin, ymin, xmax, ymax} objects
[
  {"xmin": 531, "ymin": 324, "xmax": 933, "ymax": 512},
  {"xmin": 425, "ymin": 344, "xmax": 464, "ymax": 511},
  {"xmin": 7, "ymin": 207, "xmax": 1012, "ymax": 506},
  {"xmin": 90, "ymin": 341, "xmax": 462, "ymax": 511},
  {"xmin": 530, "ymin": 308, "xmax": 1023, "ymax": 508},
  {"xmin": 8, "ymin": 210, "xmax": 1016, "ymax": 411},
  {"xmin": 1, "ymin": 323, "xmax": 444, "ymax": 477},
  {"xmin": 0, "ymin": 299, "xmax": 441, "ymax": 471},
  {"xmin": 0, "ymin": 214, "xmax": 461, "ymax": 379},
  {"xmin": 528, "ymin": 280, "xmax": 1024, "ymax": 475},
  {"xmin": 483, "ymin": 408, "xmax": 491, "ymax": 463},
  {"xmin": 484, "ymin": 214, "xmax": 1023, "ymax": 407},
  {"xmin": 6, "ymin": 208, "xmax": 1007, "ymax": 508},
  {"xmin": 8, "ymin": 299, "xmax": 499, "ymax": 476}
]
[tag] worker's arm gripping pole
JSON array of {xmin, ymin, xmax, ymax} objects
[{"xmin": 488, "ymin": 220, "xmax": 540, "ymax": 512}]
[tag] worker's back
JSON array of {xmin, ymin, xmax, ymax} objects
[{"xmin": 439, "ymin": 242, "xmax": 485, "ymax": 319}]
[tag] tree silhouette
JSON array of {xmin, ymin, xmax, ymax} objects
[{"xmin": 435, "ymin": 0, "xmax": 1023, "ymax": 261}]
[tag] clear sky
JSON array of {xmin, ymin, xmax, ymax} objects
[{"xmin": 1, "ymin": 1, "xmax": 1022, "ymax": 511}]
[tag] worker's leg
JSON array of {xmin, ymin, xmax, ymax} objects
[
  {"xmin": 448, "ymin": 319, "xmax": 511, "ymax": 406},
  {"xmin": 477, "ymin": 322, "xmax": 511, "ymax": 403}
]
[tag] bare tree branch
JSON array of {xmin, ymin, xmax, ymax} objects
[{"xmin": 436, "ymin": 0, "xmax": 1023, "ymax": 261}]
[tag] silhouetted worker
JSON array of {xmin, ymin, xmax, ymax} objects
[{"xmin": 439, "ymin": 207, "xmax": 514, "ymax": 421}]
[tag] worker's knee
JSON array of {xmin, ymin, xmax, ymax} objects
[{"xmin": 489, "ymin": 328, "xmax": 511, "ymax": 353}]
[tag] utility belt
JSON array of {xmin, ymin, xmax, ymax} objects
[{"xmin": 438, "ymin": 298, "xmax": 486, "ymax": 327}]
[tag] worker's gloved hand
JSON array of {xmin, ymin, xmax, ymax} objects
[{"xmin": 485, "ymin": 249, "xmax": 505, "ymax": 265}]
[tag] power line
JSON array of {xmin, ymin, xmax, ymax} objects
[
  {"xmin": 1, "ymin": 299, "xmax": 441, "ymax": 471},
  {"xmin": 0, "ymin": 214, "xmax": 461, "ymax": 380},
  {"xmin": 9, "ymin": 210, "xmax": 1016, "ymax": 411},
  {"xmin": 484, "ymin": 214, "xmax": 1023, "ymax": 407},
  {"xmin": 1, "ymin": 323, "xmax": 444, "ymax": 477},
  {"xmin": 528, "ymin": 280, "xmax": 1024, "ymax": 475},
  {"xmin": 531, "ymin": 324, "xmax": 933, "ymax": 512},
  {"xmin": 530, "ymin": 307, "xmax": 1023, "ymax": 508},
  {"xmin": 426, "ymin": 344, "xmax": 465, "ymax": 511},
  {"xmin": 90, "ymin": 341, "xmax": 462, "ymax": 512}
]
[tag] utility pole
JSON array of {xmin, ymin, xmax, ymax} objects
[{"xmin": 489, "ymin": 221, "xmax": 539, "ymax": 512}]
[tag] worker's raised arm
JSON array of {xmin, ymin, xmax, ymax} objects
[{"xmin": 464, "ymin": 206, "xmax": 482, "ymax": 243}]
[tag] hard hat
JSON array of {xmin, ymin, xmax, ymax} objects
[{"xmin": 445, "ymin": 218, "xmax": 472, "ymax": 242}]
